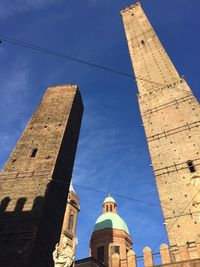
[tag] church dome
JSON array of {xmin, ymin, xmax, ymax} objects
[
  {"xmin": 93, "ymin": 212, "xmax": 130, "ymax": 235},
  {"xmin": 90, "ymin": 194, "xmax": 133, "ymax": 267}
]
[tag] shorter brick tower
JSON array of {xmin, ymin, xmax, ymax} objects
[
  {"xmin": 53, "ymin": 181, "xmax": 80, "ymax": 265},
  {"xmin": 0, "ymin": 84, "xmax": 83, "ymax": 267},
  {"xmin": 90, "ymin": 195, "xmax": 133, "ymax": 267},
  {"xmin": 61, "ymin": 182, "xmax": 80, "ymax": 247}
]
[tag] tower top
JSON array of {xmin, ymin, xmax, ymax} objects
[
  {"xmin": 103, "ymin": 194, "xmax": 116, "ymax": 205},
  {"xmin": 92, "ymin": 196, "xmax": 130, "ymax": 235},
  {"xmin": 120, "ymin": 2, "xmax": 141, "ymax": 15}
]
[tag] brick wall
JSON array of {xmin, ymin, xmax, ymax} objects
[
  {"xmin": 0, "ymin": 84, "xmax": 83, "ymax": 266},
  {"xmin": 121, "ymin": 3, "xmax": 200, "ymax": 259}
]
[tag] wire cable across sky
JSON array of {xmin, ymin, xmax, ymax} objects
[
  {"xmin": 0, "ymin": 34, "xmax": 134, "ymax": 79},
  {"xmin": 0, "ymin": 33, "xmax": 196, "ymax": 98}
]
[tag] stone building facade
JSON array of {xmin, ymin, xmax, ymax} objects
[
  {"xmin": 121, "ymin": 1, "xmax": 200, "ymax": 265},
  {"xmin": 0, "ymin": 84, "xmax": 83, "ymax": 267}
]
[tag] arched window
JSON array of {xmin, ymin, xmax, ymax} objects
[
  {"xmin": 110, "ymin": 205, "xmax": 113, "ymax": 212},
  {"xmin": 31, "ymin": 148, "xmax": 38, "ymax": 158},
  {"xmin": 114, "ymin": 246, "xmax": 120, "ymax": 254},
  {"xmin": 97, "ymin": 246, "xmax": 104, "ymax": 263},
  {"xmin": 187, "ymin": 160, "xmax": 196, "ymax": 173},
  {"xmin": 68, "ymin": 214, "xmax": 74, "ymax": 231}
]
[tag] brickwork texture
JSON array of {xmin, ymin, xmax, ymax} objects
[
  {"xmin": 0, "ymin": 84, "xmax": 83, "ymax": 267},
  {"xmin": 121, "ymin": 2, "xmax": 200, "ymax": 260}
]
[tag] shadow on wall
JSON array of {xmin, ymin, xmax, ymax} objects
[
  {"xmin": 94, "ymin": 219, "xmax": 114, "ymax": 232},
  {"xmin": 0, "ymin": 196, "xmax": 44, "ymax": 214},
  {"xmin": 90, "ymin": 219, "xmax": 114, "ymax": 266},
  {"xmin": 0, "ymin": 196, "xmax": 44, "ymax": 266}
]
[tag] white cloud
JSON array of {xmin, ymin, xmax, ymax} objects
[
  {"xmin": 0, "ymin": 0, "xmax": 63, "ymax": 18},
  {"xmin": 72, "ymin": 99, "xmax": 142, "ymax": 193},
  {"xmin": 0, "ymin": 60, "xmax": 32, "ymax": 169}
]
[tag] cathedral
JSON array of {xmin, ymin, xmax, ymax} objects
[{"xmin": 0, "ymin": 1, "xmax": 200, "ymax": 267}]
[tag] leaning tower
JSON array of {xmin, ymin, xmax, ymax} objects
[
  {"xmin": 0, "ymin": 84, "xmax": 83, "ymax": 266},
  {"xmin": 121, "ymin": 2, "xmax": 200, "ymax": 260}
]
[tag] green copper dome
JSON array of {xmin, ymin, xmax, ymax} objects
[
  {"xmin": 103, "ymin": 196, "xmax": 116, "ymax": 204},
  {"xmin": 93, "ymin": 212, "xmax": 130, "ymax": 235}
]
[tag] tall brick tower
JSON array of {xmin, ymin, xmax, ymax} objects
[
  {"xmin": 121, "ymin": 2, "xmax": 200, "ymax": 260},
  {"xmin": 0, "ymin": 84, "xmax": 83, "ymax": 266}
]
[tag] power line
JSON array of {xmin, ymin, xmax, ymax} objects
[
  {"xmin": 0, "ymin": 33, "xmax": 193, "ymax": 96},
  {"xmin": 139, "ymin": 189, "xmax": 200, "ymax": 264},
  {"xmin": 0, "ymin": 34, "xmax": 134, "ymax": 79},
  {"xmin": 74, "ymin": 182, "xmax": 166, "ymax": 209},
  {"xmin": 49, "ymin": 178, "xmax": 173, "ymax": 211},
  {"xmin": 150, "ymin": 189, "xmax": 200, "ymax": 254},
  {"xmin": 74, "ymin": 183, "xmax": 200, "ymax": 219},
  {"xmin": 50, "ymin": 177, "xmax": 200, "ymax": 219}
]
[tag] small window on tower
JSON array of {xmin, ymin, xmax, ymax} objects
[
  {"xmin": 110, "ymin": 205, "xmax": 113, "ymax": 212},
  {"xmin": 141, "ymin": 40, "xmax": 145, "ymax": 45},
  {"xmin": 106, "ymin": 205, "xmax": 108, "ymax": 212},
  {"xmin": 97, "ymin": 246, "xmax": 104, "ymax": 263},
  {"xmin": 68, "ymin": 214, "xmax": 74, "ymax": 231},
  {"xmin": 114, "ymin": 246, "xmax": 120, "ymax": 254},
  {"xmin": 187, "ymin": 160, "xmax": 196, "ymax": 173},
  {"xmin": 31, "ymin": 148, "xmax": 38, "ymax": 158}
]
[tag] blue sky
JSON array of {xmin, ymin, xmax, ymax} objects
[{"xmin": 0, "ymin": 0, "xmax": 200, "ymax": 265}]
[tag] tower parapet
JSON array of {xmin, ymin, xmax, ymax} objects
[{"xmin": 142, "ymin": 243, "xmax": 200, "ymax": 267}]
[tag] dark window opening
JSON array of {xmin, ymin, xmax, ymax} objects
[
  {"xmin": 71, "ymin": 200, "xmax": 77, "ymax": 206},
  {"xmin": 141, "ymin": 40, "xmax": 145, "ymax": 45},
  {"xmin": 106, "ymin": 205, "xmax": 108, "ymax": 212},
  {"xmin": 12, "ymin": 159, "xmax": 17, "ymax": 163},
  {"xmin": 110, "ymin": 205, "xmax": 113, "ymax": 212},
  {"xmin": 114, "ymin": 246, "xmax": 120, "ymax": 254},
  {"xmin": 97, "ymin": 246, "xmax": 104, "ymax": 263},
  {"xmin": 187, "ymin": 160, "xmax": 196, "ymax": 173},
  {"xmin": 31, "ymin": 148, "xmax": 38, "ymax": 158},
  {"xmin": 68, "ymin": 214, "xmax": 74, "ymax": 231}
]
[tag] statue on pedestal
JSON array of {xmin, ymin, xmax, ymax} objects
[{"xmin": 53, "ymin": 235, "xmax": 78, "ymax": 267}]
